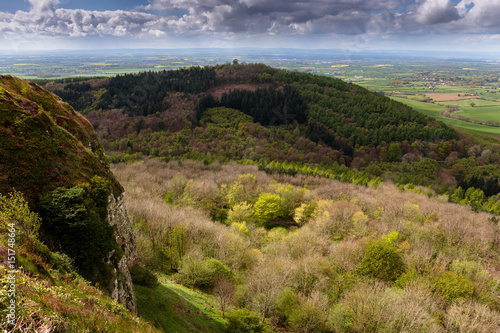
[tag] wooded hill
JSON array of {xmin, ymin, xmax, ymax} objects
[{"xmin": 45, "ymin": 63, "xmax": 500, "ymax": 212}]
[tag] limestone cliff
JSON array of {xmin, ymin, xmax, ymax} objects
[{"xmin": 0, "ymin": 75, "xmax": 137, "ymax": 312}]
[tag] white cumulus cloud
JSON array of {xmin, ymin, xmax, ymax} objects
[{"xmin": 0, "ymin": 0, "xmax": 499, "ymax": 50}]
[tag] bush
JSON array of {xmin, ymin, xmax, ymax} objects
[
  {"xmin": 274, "ymin": 287, "xmax": 298, "ymax": 323},
  {"xmin": 288, "ymin": 298, "xmax": 329, "ymax": 333},
  {"xmin": 450, "ymin": 260, "xmax": 488, "ymax": 281},
  {"xmin": 177, "ymin": 255, "xmax": 214, "ymax": 290},
  {"xmin": 0, "ymin": 190, "xmax": 41, "ymax": 241},
  {"xmin": 434, "ymin": 271, "xmax": 474, "ymax": 301},
  {"xmin": 225, "ymin": 308, "xmax": 267, "ymax": 333},
  {"xmin": 360, "ymin": 237, "xmax": 405, "ymax": 282},
  {"xmin": 39, "ymin": 176, "xmax": 118, "ymax": 283},
  {"xmin": 393, "ymin": 268, "xmax": 419, "ymax": 289},
  {"xmin": 253, "ymin": 193, "xmax": 282, "ymax": 226},
  {"xmin": 177, "ymin": 256, "xmax": 232, "ymax": 291},
  {"xmin": 130, "ymin": 265, "xmax": 159, "ymax": 288}
]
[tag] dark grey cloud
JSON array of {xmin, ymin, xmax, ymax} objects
[
  {"xmin": 416, "ymin": 0, "xmax": 461, "ymax": 25},
  {"xmin": 0, "ymin": 0, "xmax": 500, "ymax": 49},
  {"xmin": 462, "ymin": 0, "xmax": 500, "ymax": 29},
  {"xmin": 142, "ymin": 0, "xmax": 403, "ymax": 35}
]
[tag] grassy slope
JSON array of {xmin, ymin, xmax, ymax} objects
[
  {"xmin": 390, "ymin": 96, "xmax": 500, "ymax": 137},
  {"xmin": 458, "ymin": 106, "xmax": 500, "ymax": 121},
  {"xmin": 135, "ymin": 275, "xmax": 226, "ymax": 333},
  {"xmin": 0, "ymin": 218, "xmax": 160, "ymax": 332}
]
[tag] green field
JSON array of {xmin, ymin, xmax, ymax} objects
[
  {"xmin": 449, "ymin": 99, "xmax": 500, "ymax": 107},
  {"xmin": 390, "ymin": 96, "xmax": 500, "ymax": 137},
  {"xmin": 458, "ymin": 106, "xmax": 500, "ymax": 121}
]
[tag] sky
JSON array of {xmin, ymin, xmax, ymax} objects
[{"xmin": 1, "ymin": 0, "xmax": 500, "ymax": 53}]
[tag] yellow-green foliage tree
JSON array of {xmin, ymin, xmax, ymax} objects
[
  {"xmin": 253, "ymin": 192, "xmax": 282, "ymax": 226},
  {"xmin": 360, "ymin": 232, "xmax": 406, "ymax": 282}
]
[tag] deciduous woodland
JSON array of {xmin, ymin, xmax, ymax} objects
[{"xmin": 113, "ymin": 159, "xmax": 500, "ymax": 333}]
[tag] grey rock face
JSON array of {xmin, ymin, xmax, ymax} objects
[{"xmin": 106, "ymin": 193, "xmax": 138, "ymax": 314}]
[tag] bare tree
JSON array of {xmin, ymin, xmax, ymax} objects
[{"xmin": 213, "ymin": 276, "xmax": 235, "ymax": 318}]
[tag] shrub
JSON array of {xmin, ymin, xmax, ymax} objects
[
  {"xmin": 177, "ymin": 256, "xmax": 232, "ymax": 291},
  {"xmin": 434, "ymin": 271, "xmax": 474, "ymax": 301},
  {"xmin": 360, "ymin": 236, "xmax": 405, "ymax": 282},
  {"xmin": 228, "ymin": 202, "xmax": 254, "ymax": 224},
  {"xmin": 393, "ymin": 268, "xmax": 420, "ymax": 289},
  {"xmin": 206, "ymin": 258, "xmax": 232, "ymax": 280},
  {"xmin": 329, "ymin": 304, "xmax": 354, "ymax": 332},
  {"xmin": 274, "ymin": 287, "xmax": 298, "ymax": 323},
  {"xmin": 39, "ymin": 176, "xmax": 118, "ymax": 283},
  {"xmin": 253, "ymin": 193, "xmax": 282, "ymax": 226},
  {"xmin": 225, "ymin": 308, "xmax": 267, "ymax": 333},
  {"xmin": 288, "ymin": 298, "xmax": 329, "ymax": 333},
  {"xmin": 450, "ymin": 260, "xmax": 488, "ymax": 281},
  {"xmin": 0, "ymin": 190, "xmax": 41, "ymax": 241},
  {"xmin": 130, "ymin": 265, "xmax": 159, "ymax": 288}
]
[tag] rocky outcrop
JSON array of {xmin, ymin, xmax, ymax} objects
[
  {"xmin": 107, "ymin": 193, "xmax": 138, "ymax": 314},
  {"xmin": 0, "ymin": 75, "xmax": 137, "ymax": 312}
]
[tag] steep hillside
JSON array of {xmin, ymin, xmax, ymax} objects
[
  {"xmin": 112, "ymin": 159, "xmax": 500, "ymax": 333},
  {"xmin": 0, "ymin": 194, "xmax": 159, "ymax": 332},
  {"xmin": 0, "ymin": 75, "xmax": 137, "ymax": 312}
]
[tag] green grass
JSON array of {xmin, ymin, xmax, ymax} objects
[
  {"xmin": 389, "ymin": 96, "xmax": 445, "ymax": 117},
  {"xmin": 135, "ymin": 274, "xmax": 227, "ymax": 333},
  {"xmin": 450, "ymin": 99, "xmax": 500, "ymax": 107},
  {"xmin": 458, "ymin": 106, "xmax": 500, "ymax": 121},
  {"xmin": 390, "ymin": 96, "xmax": 500, "ymax": 137}
]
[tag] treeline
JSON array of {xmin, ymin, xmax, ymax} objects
[
  {"xmin": 197, "ymin": 85, "xmax": 307, "ymax": 126},
  {"xmin": 255, "ymin": 159, "xmax": 381, "ymax": 188},
  {"xmin": 53, "ymin": 82, "xmax": 94, "ymax": 111},
  {"xmin": 98, "ymin": 67, "xmax": 216, "ymax": 116},
  {"xmin": 51, "ymin": 67, "xmax": 216, "ymax": 116}
]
